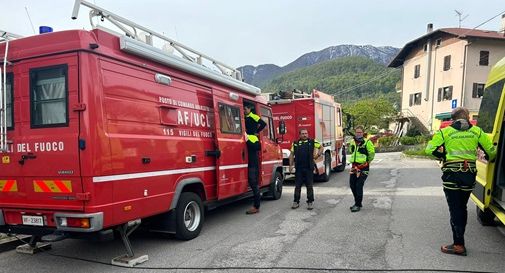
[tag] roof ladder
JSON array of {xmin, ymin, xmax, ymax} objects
[
  {"xmin": 0, "ymin": 30, "xmax": 20, "ymax": 152},
  {"xmin": 71, "ymin": 0, "xmax": 244, "ymax": 82}
]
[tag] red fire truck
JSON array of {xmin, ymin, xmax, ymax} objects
[
  {"xmin": 268, "ymin": 89, "xmax": 346, "ymax": 182},
  {"xmin": 0, "ymin": 1, "xmax": 283, "ymax": 265}
]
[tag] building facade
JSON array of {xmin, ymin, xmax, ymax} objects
[{"xmin": 389, "ymin": 22, "xmax": 505, "ymax": 132}]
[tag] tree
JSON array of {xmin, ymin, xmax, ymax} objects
[{"xmin": 344, "ymin": 97, "xmax": 397, "ymax": 131}]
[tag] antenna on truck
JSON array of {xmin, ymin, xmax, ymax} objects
[{"xmin": 71, "ymin": 0, "xmax": 244, "ymax": 82}]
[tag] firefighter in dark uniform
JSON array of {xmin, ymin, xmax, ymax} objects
[
  {"xmin": 244, "ymin": 104, "xmax": 266, "ymax": 214},
  {"xmin": 426, "ymin": 107, "xmax": 496, "ymax": 256},
  {"xmin": 289, "ymin": 128, "xmax": 323, "ymax": 210},
  {"xmin": 348, "ymin": 125, "xmax": 375, "ymax": 212}
]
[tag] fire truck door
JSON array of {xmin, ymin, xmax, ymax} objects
[
  {"xmin": 212, "ymin": 97, "xmax": 248, "ymax": 200},
  {"xmin": 15, "ymin": 54, "xmax": 83, "ymax": 210},
  {"xmin": 258, "ymin": 106, "xmax": 277, "ymax": 186}
]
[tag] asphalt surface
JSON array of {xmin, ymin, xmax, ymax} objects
[{"xmin": 1, "ymin": 152, "xmax": 504, "ymax": 273}]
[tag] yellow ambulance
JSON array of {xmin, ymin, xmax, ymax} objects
[{"xmin": 472, "ymin": 57, "xmax": 505, "ymax": 226}]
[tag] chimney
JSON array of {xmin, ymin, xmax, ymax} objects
[
  {"xmin": 427, "ymin": 23, "xmax": 434, "ymax": 33},
  {"xmin": 500, "ymin": 14, "xmax": 505, "ymax": 34}
]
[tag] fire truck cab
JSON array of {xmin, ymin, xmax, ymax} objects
[
  {"xmin": 0, "ymin": 1, "xmax": 283, "ymax": 264},
  {"xmin": 268, "ymin": 89, "xmax": 346, "ymax": 182}
]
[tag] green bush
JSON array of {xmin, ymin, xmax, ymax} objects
[
  {"xmin": 377, "ymin": 136, "xmax": 398, "ymax": 147},
  {"xmin": 400, "ymin": 135, "xmax": 432, "ymax": 145},
  {"xmin": 400, "ymin": 136, "xmax": 417, "ymax": 145},
  {"xmin": 415, "ymin": 135, "xmax": 431, "ymax": 144},
  {"xmin": 406, "ymin": 126, "xmax": 423, "ymax": 137},
  {"xmin": 403, "ymin": 146, "xmax": 436, "ymax": 159}
]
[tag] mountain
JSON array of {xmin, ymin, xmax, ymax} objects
[
  {"xmin": 263, "ymin": 56, "xmax": 401, "ymax": 104},
  {"xmin": 238, "ymin": 45, "xmax": 399, "ymax": 88},
  {"xmin": 238, "ymin": 64, "xmax": 282, "ymax": 88}
]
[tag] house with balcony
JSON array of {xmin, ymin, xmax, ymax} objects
[{"xmin": 389, "ymin": 18, "xmax": 505, "ymax": 133}]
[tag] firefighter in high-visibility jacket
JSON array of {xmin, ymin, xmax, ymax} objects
[
  {"xmin": 425, "ymin": 107, "xmax": 496, "ymax": 256},
  {"xmin": 244, "ymin": 104, "xmax": 266, "ymax": 215},
  {"xmin": 348, "ymin": 125, "xmax": 375, "ymax": 212}
]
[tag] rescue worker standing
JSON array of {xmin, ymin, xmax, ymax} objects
[
  {"xmin": 289, "ymin": 128, "xmax": 323, "ymax": 210},
  {"xmin": 425, "ymin": 107, "xmax": 496, "ymax": 256},
  {"xmin": 244, "ymin": 104, "xmax": 266, "ymax": 214},
  {"xmin": 348, "ymin": 125, "xmax": 375, "ymax": 212}
]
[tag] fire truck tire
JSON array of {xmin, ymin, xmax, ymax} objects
[
  {"xmin": 333, "ymin": 149, "xmax": 346, "ymax": 172},
  {"xmin": 316, "ymin": 153, "xmax": 331, "ymax": 182},
  {"xmin": 267, "ymin": 171, "xmax": 283, "ymax": 200},
  {"xmin": 175, "ymin": 192, "xmax": 204, "ymax": 240},
  {"xmin": 476, "ymin": 207, "xmax": 496, "ymax": 226}
]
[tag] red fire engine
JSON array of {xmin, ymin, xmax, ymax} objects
[
  {"xmin": 0, "ymin": 1, "xmax": 284, "ymax": 266},
  {"xmin": 268, "ymin": 89, "xmax": 346, "ymax": 182}
]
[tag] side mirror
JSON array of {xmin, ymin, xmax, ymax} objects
[
  {"xmin": 344, "ymin": 113, "xmax": 354, "ymax": 136},
  {"xmin": 279, "ymin": 120, "xmax": 286, "ymax": 135}
]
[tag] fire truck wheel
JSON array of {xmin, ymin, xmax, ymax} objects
[
  {"xmin": 316, "ymin": 153, "xmax": 331, "ymax": 182},
  {"xmin": 175, "ymin": 192, "xmax": 204, "ymax": 240},
  {"xmin": 476, "ymin": 207, "xmax": 496, "ymax": 226},
  {"xmin": 333, "ymin": 149, "xmax": 346, "ymax": 172},
  {"xmin": 267, "ymin": 171, "xmax": 283, "ymax": 200}
]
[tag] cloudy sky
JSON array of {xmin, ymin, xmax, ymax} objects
[{"xmin": 2, "ymin": 0, "xmax": 505, "ymax": 67}]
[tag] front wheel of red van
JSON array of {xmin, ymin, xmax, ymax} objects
[
  {"xmin": 175, "ymin": 192, "xmax": 204, "ymax": 240},
  {"xmin": 267, "ymin": 171, "xmax": 283, "ymax": 200}
]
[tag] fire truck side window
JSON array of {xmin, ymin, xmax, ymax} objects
[
  {"xmin": 218, "ymin": 103, "xmax": 242, "ymax": 134},
  {"xmin": 6, "ymin": 73, "xmax": 13, "ymax": 129},
  {"xmin": 260, "ymin": 106, "xmax": 275, "ymax": 141},
  {"xmin": 30, "ymin": 65, "xmax": 68, "ymax": 128}
]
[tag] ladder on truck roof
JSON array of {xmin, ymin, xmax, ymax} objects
[
  {"xmin": 71, "ymin": 0, "xmax": 260, "ymax": 96},
  {"xmin": 0, "ymin": 30, "xmax": 21, "ymax": 152}
]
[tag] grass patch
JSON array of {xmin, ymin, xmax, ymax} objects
[{"xmin": 402, "ymin": 145, "xmax": 437, "ymax": 159}]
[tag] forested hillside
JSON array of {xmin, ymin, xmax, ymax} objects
[{"xmin": 263, "ymin": 56, "xmax": 401, "ymax": 104}]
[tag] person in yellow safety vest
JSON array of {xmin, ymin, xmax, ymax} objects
[
  {"xmin": 425, "ymin": 107, "xmax": 496, "ymax": 256},
  {"xmin": 244, "ymin": 104, "xmax": 266, "ymax": 215},
  {"xmin": 348, "ymin": 125, "xmax": 375, "ymax": 212}
]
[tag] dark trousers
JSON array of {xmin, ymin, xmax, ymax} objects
[
  {"xmin": 444, "ymin": 188, "xmax": 472, "ymax": 245},
  {"xmin": 294, "ymin": 167, "xmax": 314, "ymax": 203},
  {"xmin": 349, "ymin": 172, "xmax": 368, "ymax": 207},
  {"xmin": 248, "ymin": 167, "xmax": 260, "ymax": 209}
]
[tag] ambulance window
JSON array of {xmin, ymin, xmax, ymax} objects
[
  {"xmin": 6, "ymin": 73, "xmax": 13, "ymax": 129},
  {"xmin": 478, "ymin": 79, "xmax": 505, "ymax": 133},
  {"xmin": 218, "ymin": 103, "xmax": 242, "ymax": 134},
  {"xmin": 260, "ymin": 107, "xmax": 275, "ymax": 141},
  {"xmin": 30, "ymin": 65, "xmax": 68, "ymax": 128}
]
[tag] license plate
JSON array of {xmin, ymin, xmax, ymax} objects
[{"xmin": 22, "ymin": 215, "xmax": 44, "ymax": 226}]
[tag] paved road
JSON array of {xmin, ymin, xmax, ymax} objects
[{"xmin": 1, "ymin": 152, "xmax": 504, "ymax": 273}]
